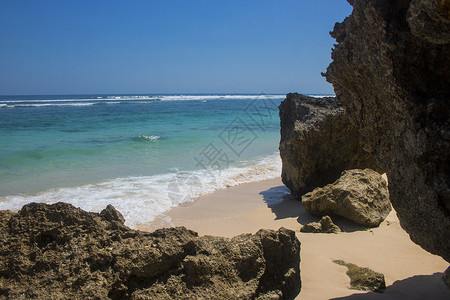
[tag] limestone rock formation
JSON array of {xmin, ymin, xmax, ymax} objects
[
  {"xmin": 334, "ymin": 260, "xmax": 386, "ymax": 293},
  {"xmin": 0, "ymin": 202, "xmax": 301, "ymax": 299},
  {"xmin": 300, "ymin": 216, "xmax": 341, "ymax": 234},
  {"xmin": 324, "ymin": 0, "xmax": 450, "ymax": 261},
  {"xmin": 279, "ymin": 93, "xmax": 381, "ymax": 198},
  {"xmin": 302, "ymin": 169, "xmax": 391, "ymax": 227}
]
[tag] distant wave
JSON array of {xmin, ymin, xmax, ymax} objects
[
  {"xmin": 0, "ymin": 94, "xmax": 335, "ymax": 109},
  {"xmin": 306, "ymin": 94, "xmax": 335, "ymax": 98},
  {"xmin": 92, "ymin": 101, "xmax": 121, "ymax": 105},
  {"xmin": 0, "ymin": 98, "xmax": 107, "ymax": 103},
  {"xmin": 154, "ymin": 95, "xmax": 286, "ymax": 101},
  {"xmin": 0, "ymin": 153, "xmax": 282, "ymax": 228},
  {"xmin": 2, "ymin": 103, "xmax": 96, "ymax": 108},
  {"xmin": 0, "ymin": 96, "xmax": 157, "ymax": 103},
  {"xmin": 101, "ymin": 95, "xmax": 156, "ymax": 100},
  {"xmin": 0, "ymin": 94, "xmax": 285, "ymax": 103},
  {"xmin": 133, "ymin": 135, "xmax": 161, "ymax": 142}
]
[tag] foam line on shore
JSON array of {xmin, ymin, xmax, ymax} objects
[{"xmin": 0, "ymin": 153, "xmax": 282, "ymax": 228}]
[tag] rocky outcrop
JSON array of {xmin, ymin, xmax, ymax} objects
[
  {"xmin": 300, "ymin": 216, "xmax": 341, "ymax": 234},
  {"xmin": 334, "ymin": 260, "xmax": 386, "ymax": 293},
  {"xmin": 279, "ymin": 93, "xmax": 381, "ymax": 198},
  {"xmin": 302, "ymin": 169, "xmax": 391, "ymax": 227},
  {"xmin": 0, "ymin": 202, "xmax": 301, "ymax": 299},
  {"xmin": 407, "ymin": 0, "xmax": 450, "ymax": 44},
  {"xmin": 324, "ymin": 0, "xmax": 450, "ymax": 261},
  {"xmin": 444, "ymin": 266, "xmax": 450, "ymax": 288}
]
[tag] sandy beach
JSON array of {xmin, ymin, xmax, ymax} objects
[{"xmin": 140, "ymin": 178, "xmax": 450, "ymax": 300}]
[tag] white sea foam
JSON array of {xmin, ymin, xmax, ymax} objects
[
  {"xmin": 0, "ymin": 94, "xmax": 336, "ymax": 107},
  {"xmin": 0, "ymin": 98, "xmax": 109, "ymax": 103},
  {"xmin": 306, "ymin": 94, "xmax": 335, "ymax": 98},
  {"xmin": 155, "ymin": 95, "xmax": 286, "ymax": 101},
  {"xmin": 105, "ymin": 96, "xmax": 154, "ymax": 100},
  {"xmin": 95, "ymin": 101, "xmax": 121, "ymax": 105},
  {"xmin": 0, "ymin": 94, "xmax": 287, "ymax": 108},
  {"xmin": 135, "ymin": 135, "xmax": 161, "ymax": 141},
  {"xmin": 4, "ymin": 103, "xmax": 96, "ymax": 108},
  {"xmin": 0, "ymin": 153, "xmax": 282, "ymax": 228},
  {"xmin": 0, "ymin": 94, "xmax": 284, "ymax": 103}
]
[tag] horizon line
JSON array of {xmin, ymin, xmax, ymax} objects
[{"xmin": 0, "ymin": 91, "xmax": 335, "ymax": 97}]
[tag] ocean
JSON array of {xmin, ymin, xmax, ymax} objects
[{"xmin": 0, "ymin": 93, "xmax": 331, "ymax": 227}]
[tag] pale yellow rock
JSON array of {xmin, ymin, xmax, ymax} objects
[{"xmin": 302, "ymin": 169, "xmax": 391, "ymax": 227}]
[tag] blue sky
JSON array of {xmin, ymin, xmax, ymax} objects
[{"xmin": 0, "ymin": 0, "xmax": 352, "ymax": 95}]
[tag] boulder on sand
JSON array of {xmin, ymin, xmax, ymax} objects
[
  {"xmin": 302, "ymin": 169, "xmax": 391, "ymax": 227},
  {"xmin": 300, "ymin": 215, "xmax": 341, "ymax": 234}
]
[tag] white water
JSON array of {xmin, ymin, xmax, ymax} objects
[{"xmin": 0, "ymin": 153, "xmax": 282, "ymax": 228}]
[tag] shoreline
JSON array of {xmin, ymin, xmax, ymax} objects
[
  {"xmin": 0, "ymin": 152, "xmax": 283, "ymax": 229},
  {"xmin": 140, "ymin": 177, "xmax": 449, "ymax": 299}
]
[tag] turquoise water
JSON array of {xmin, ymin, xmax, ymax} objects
[
  {"xmin": 1, "ymin": 94, "xmax": 296, "ymax": 226},
  {"xmin": 1, "ymin": 95, "xmax": 278, "ymax": 193}
]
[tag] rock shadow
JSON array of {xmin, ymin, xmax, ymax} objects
[
  {"xmin": 259, "ymin": 186, "xmax": 315, "ymax": 223},
  {"xmin": 295, "ymin": 214, "xmax": 368, "ymax": 233},
  {"xmin": 329, "ymin": 273, "xmax": 450, "ymax": 300},
  {"xmin": 326, "ymin": 216, "xmax": 370, "ymax": 233}
]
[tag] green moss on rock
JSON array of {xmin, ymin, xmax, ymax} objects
[{"xmin": 334, "ymin": 260, "xmax": 386, "ymax": 293}]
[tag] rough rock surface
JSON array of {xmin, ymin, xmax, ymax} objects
[
  {"xmin": 324, "ymin": 0, "xmax": 450, "ymax": 261},
  {"xmin": 334, "ymin": 260, "xmax": 386, "ymax": 293},
  {"xmin": 0, "ymin": 202, "xmax": 301, "ymax": 299},
  {"xmin": 444, "ymin": 266, "xmax": 450, "ymax": 288},
  {"xmin": 407, "ymin": 0, "xmax": 450, "ymax": 44},
  {"xmin": 279, "ymin": 93, "xmax": 381, "ymax": 198},
  {"xmin": 302, "ymin": 169, "xmax": 391, "ymax": 227},
  {"xmin": 300, "ymin": 216, "xmax": 341, "ymax": 234}
]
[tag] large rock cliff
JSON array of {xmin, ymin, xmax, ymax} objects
[
  {"xmin": 279, "ymin": 93, "xmax": 380, "ymax": 198},
  {"xmin": 0, "ymin": 203, "xmax": 301, "ymax": 299},
  {"xmin": 324, "ymin": 0, "xmax": 450, "ymax": 261}
]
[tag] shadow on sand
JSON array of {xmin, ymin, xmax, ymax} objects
[
  {"xmin": 259, "ymin": 186, "xmax": 375, "ymax": 232},
  {"xmin": 330, "ymin": 273, "xmax": 450, "ymax": 300},
  {"xmin": 259, "ymin": 185, "xmax": 315, "ymax": 223}
]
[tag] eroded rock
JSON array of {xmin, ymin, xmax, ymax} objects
[
  {"xmin": 407, "ymin": 0, "xmax": 450, "ymax": 44},
  {"xmin": 279, "ymin": 93, "xmax": 381, "ymax": 198},
  {"xmin": 0, "ymin": 202, "xmax": 301, "ymax": 299},
  {"xmin": 302, "ymin": 169, "xmax": 391, "ymax": 227},
  {"xmin": 300, "ymin": 216, "xmax": 341, "ymax": 234},
  {"xmin": 324, "ymin": 0, "xmax": 450, "ymax": 261}
]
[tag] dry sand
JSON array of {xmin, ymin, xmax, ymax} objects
[{"xmin": 139, "ymin": 177, "xmax": 449, "ymax": 300}]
